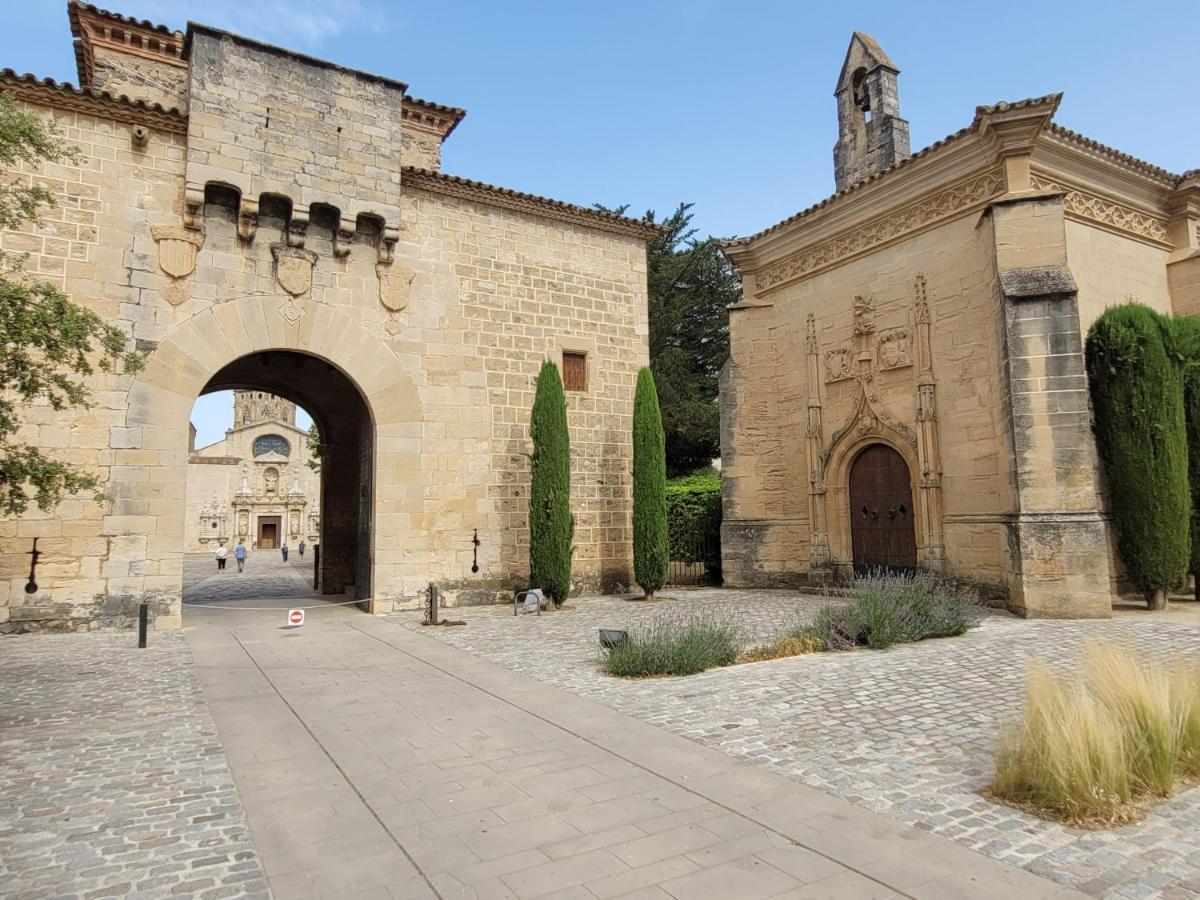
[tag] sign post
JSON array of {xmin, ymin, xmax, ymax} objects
[{"xmin": 286, "ymin": 608, "xmax": 305, "ymax": 628}]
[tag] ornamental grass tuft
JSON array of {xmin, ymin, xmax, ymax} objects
[{"xmin": 991, "ymin": 643, "xmax": 1200, "ymax": 826}]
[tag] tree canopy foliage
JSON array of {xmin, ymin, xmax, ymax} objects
[
  {"xmin": 0, "ymin": 92, "xmax": 141, "ymax": 516},
  {"xmin": 598, "ymin": 203, "xmax": 738, "ymax": 475}
]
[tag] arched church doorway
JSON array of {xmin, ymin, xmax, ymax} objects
[
  {"xmin": 848, "ymin": 443, "xmax": 917, "ymax": 572},
  {"xmin": 183, "ymin": 350, "xmax": 374, "ymax": 609}
]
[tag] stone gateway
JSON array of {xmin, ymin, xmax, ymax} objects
[
  {"xmin": 719, "ymin": 33, "xmax": 1199, "ymax": 618},
  {"xmin": 0, "ymin": 3, "xmax": 655, "ymax": 632}
]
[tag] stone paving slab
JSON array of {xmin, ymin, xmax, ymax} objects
[
  {"xmin": 184, "ymin": 604, "xmax": 1082, "ymax": 899},
  {"xmin": 0, "ymin": 631, "xmax": 269, "ymax": 900},
  {"xmin": 401, "ymin": 589, "xmax": 1200, "ymax": 900}
]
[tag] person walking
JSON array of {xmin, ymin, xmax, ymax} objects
[
  {"xmin": 215, "ymin": 543, "xmax": 228, "ymax": 571},
  {"xmin": 298, "ymin": 540, "xmax": 305, "ymax": 557},
  {"xmin": 281, "ymin": 542, "xmax": 289, "ymax": 562},
  {"xmin": 234, "ymin": 540, "xmax": 247, "ymax": 573}
]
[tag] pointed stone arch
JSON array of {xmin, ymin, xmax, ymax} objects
[{"xmin": 819, "ymin": 386, "xmax": 926, "ymax": 578}]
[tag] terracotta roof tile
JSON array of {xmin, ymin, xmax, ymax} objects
[
  {"xmin": 402, "ymin": 167, "xmax": 661, "ymax": 240},
  {"xmin": 0, "ymin": 68, "xmax": 186, "ymax": 131}
]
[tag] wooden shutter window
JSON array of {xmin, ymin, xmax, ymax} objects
[{"xmin": 562, "ymin": 352, "xmax": 587, "ymax": 392}]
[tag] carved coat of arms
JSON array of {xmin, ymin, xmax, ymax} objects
[
  {"xmin": 272, "ymin": 244, "xmax": 317, "ymax": 297},
  {"xmin": 877, "ymin": 329, "xmax": 912, "ymax": 370},
  {"xmin": 376, "ymin": 263, "xmax": 415, "ymax": 313},
  {"xmin": 824, "ymin": 346, "xmax": 854, "ymax": 383},
  {"xmin": 150, "ymin": 225, "xmax": 204, "ymax": 279}
]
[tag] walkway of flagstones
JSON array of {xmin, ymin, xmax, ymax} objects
[
  {"xmin": 2, "ymin": 578, "xmax": 1085, "ymax": 900},
  {"xmin": 401, "ymin": 589, "xmax": 1200, "ymax": 900}
]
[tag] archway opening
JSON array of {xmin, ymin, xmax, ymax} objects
[
  {"xmin": 848, "ymin": 443, "xmax": 917, "ymax": 573},
  {"xmin": 182, "ymin": 350, "xmax": 373, "ymax": 609}
]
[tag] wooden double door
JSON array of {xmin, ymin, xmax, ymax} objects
[
  {"xmin": 257, "ymin": 516, "xmax": 281, "ymax": 550},
  {"xmin": 848, "ymin": 444, "xmax": 917, "ymax": 572}
]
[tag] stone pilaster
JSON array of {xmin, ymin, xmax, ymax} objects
[
  {"xmin": 991, "ymin": 194, "xmax": 1111, "ymax": 618},
  {"xmin": 805, "ymin": 312, "xmax": 831, "ymax": 575},
  {"xmin": 912, "ymin": 276, "xmax": 945, "ymax": 571}
]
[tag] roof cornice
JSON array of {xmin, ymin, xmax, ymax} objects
[
  {"xmin": 402, "ymin": 96, "xmax": 466, "ymax": 140},
  {"xmin": 0, "ymin": 69, "xmax": 186, "ymax": 133},
  {"xmin": 68, "ymin": 2, "xmax": 185, "ymax": 87},
  {"xmin": 402, "ymin": 167, "xmax": 661, "ymax": 240}
]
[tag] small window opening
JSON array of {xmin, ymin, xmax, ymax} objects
[{"xmin": 562, "ymin": 352, "xmax": 587, "ymax": 392}]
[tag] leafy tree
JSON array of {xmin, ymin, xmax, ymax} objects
[
  {"xmin": 528, "ymin": 359, "xmax": 573, "ymax": 605},
  {"xmin": 1085, "ymin": 303, "xmax": 1188, "ymax": 609},
  {"xmin": 305, "ymin": 421, "xmax": 322, "ymax": 473},
  {"xmin": 632, "ymin": 367, "xmax": 667, "ymax": 597},
  {"xmin": 1170, "ymin": 314, "xmax": 1200, "ymax": 600},
  {"xmin": 597, "ymin": 203, "xmax": 738, "ymax": 475},
  {"xmin": 0, "ymin": 92, "xmax": 141, "ymax": 517}
]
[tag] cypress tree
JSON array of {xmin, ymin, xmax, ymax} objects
[
  {"xmin": 1170, "ymin": 314, "xmax": 1200, "ymax": 600},
  {"xmin": 528, "ymin": 360, "xmax": 573, "ymax": 605},
  {"xmin": 633, "ymin": 367, "xmax": 668, "ymax": 598},
  {"xmin": 1085, "ymin": 303, "xmax": 1189, "ymax": 609}
]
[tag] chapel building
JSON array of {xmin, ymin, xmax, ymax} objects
[
  {"xmin": 720, "ymin": 33, "xmax": 1200, "ymax": 618},
  {"xmin": 185, "ymin": 392, "xmax": 321, "ymax": 553},
  {"xmin": 0, "ymin": 3, "xmax": 654, "ymax": 633}
]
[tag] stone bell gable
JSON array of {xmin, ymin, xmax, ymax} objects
[
  {"xmin": 722, "ymin": 40, "xmax": 1199, "ymax": 618},
  {"xmin": 833, "ymin": 32, "xmax": 911, "ymax": 192},
  {"xmin": 0, "ymin": 3, "xmax": 655, "ymax": 633}
]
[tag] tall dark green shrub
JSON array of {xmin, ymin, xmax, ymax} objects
[
  {"xmin": 1085, "ymin": 303, "xmax": 1189, "ymax": 608},
  {"xmin": 633, "ymin": 367, "xmax": 668, "ymax": 597},
  {"xmin": 1170, "ymin": 314, "xmax": 1200, "ymax": 597},
  {"xmin": 528, "ymin": 360, "xmax": 573, "ymax": 605}
]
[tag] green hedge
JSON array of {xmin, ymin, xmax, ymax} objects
[
  {"xmin": 1085, "ymin": 303, "xmax": 1189, "ymax": 600},
  {"xmin": 665, "ymin": 472, "xmax": 721, "ymax": 574}
]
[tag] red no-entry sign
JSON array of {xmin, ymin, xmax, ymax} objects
[{"xmin": 287, "ymin": 608, "xmax": 305, "ymax": 627}]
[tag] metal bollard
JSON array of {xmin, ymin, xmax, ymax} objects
[
  {"xmin": 137, "ymin": 602, "xmax": 148, "ymax": 649},
  {"xmin": 426, "ymin": 582, "xmax": 439, "ymax": 625},
  {"xmin": 313, "ymin": 544, "xmax": 320, "ymax": 590}
]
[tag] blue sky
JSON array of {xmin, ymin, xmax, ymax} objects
[{"xmin": 4, "ymin": 1, "xmax": 1196, "ymax": 444}]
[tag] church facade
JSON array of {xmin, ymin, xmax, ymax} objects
[
  {"xmin": 720, "ymin": 34, "xmax": 1199, "ymax": 618},
  {"xmin": 0, "ymin": 3, "xmax": 654, "ymax": 632},
  {"xmin": 185, "ymin": 392, "xmax": 321, "ymax": 553}
]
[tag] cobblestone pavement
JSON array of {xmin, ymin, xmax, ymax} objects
[
  {"xmin": 183, "ymin": 551, "xmax": 319, "ymax": 606},
  {"xmin": 0, "ymin": 631, "xmax": 270, "ymax": 899},
  {"xmin": 401, "ymin": 590, "xmax": 1200, "ymax": 900}
]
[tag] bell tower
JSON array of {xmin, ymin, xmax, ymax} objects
[
  {"xmin": 833, "ymin": 32, "xmax": 911, "ymax": 192},
  {"xmin": 232, "ymin": 391, "xmax": 297, "ymax": 428}
]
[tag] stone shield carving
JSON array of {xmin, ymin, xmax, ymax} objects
[
  {"xmin": 877, "ymin": 329, "xmax": 912, "ymax": 370},
  {"xmin": 272, "ymin": 244, "xmax": 318, "ymax": 297},
  {"xmin": 150, "ymin": 225, "xmax": 203, "ymax": 286},
  {"xmin": 824, "ymin": 346, "xmax": 854, "ymax": 383},
  {"xmin": 377, "ymin": 263, "xmax": 415, "ymax": 313}
]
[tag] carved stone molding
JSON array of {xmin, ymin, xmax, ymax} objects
[
  {"xmin": 757, "ymin": 170, "xmax": 1005, "ymax": 293},
  {"xmin": 852, "ymin": 295, "xmax": 875, "ymax": 336},
  {"xmin": 805, "ymin": 311, "xmax": 818, "ymax": 355},
  {"xmin": 278, "ymin": 297, "xmax": 305, "ymax": 326},
  {"xmin": 271, "ymin": 244, "xmax": 317, "ymax": 297},
  {"xmin": 1031, "ymin": 174, "xmax": 1170, "ymax": 245},
  {"xmin": 820, "ymin": 377, "xmax": 917, "ymax": 477}
]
